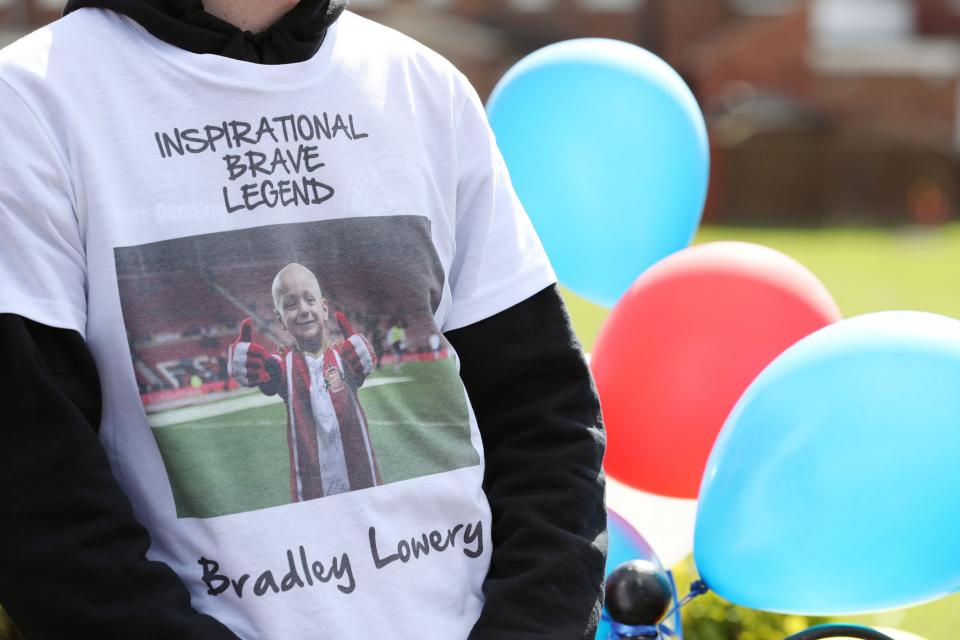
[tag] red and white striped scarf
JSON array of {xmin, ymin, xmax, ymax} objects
[{"xmin": 281, "ymin": 346, "xmax": 381, "ymax": 501}]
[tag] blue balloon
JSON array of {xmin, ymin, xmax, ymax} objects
[
  {"xmin": 695, "ymin": 311, "xmax": 960, "ymax": 615},
  {"xmin": 487, "ymin": 39, "xmax": 709, "ymax": 307},
  {"xmin": 607, "ymin": 509, "xmax": 661, "ymax": 575},
  {"xmin": 599, "ymin": 509, "xmax": 682, "ymax": 639}
]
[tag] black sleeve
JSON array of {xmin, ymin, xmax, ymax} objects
[
  {"xmin": 446, "ymin": 285, "xmax": 607, "ymax": 640},
  {"xmin": 0, "ymin": 314, "xmax": 239, "ymax": 640}
]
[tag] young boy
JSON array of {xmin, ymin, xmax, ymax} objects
[{"xmin": 228, "ymin": 263, "xmax": 380, "ymax": 501}]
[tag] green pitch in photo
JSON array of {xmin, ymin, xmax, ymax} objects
[{"xmin": 150, "ymin": 358, "xmax": 477, "ymax": 519}]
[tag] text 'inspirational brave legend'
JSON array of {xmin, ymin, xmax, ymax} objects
[{"xmin": 153, "ymin": 113, "xmax": 369, "ymax": 214}]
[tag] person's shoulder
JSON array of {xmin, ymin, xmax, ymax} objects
[
  {"xmin": 0, "ymin": 9, "xmax": 113, "ymax": 71},
  {"xmin": 0, "ymin": 8, "xmax": 118, "ymax": 88},
  {"xmin": 336, "ymin": 11, "xmax": 469, "ymax": 89}
]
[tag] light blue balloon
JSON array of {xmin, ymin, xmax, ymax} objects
[
  {"xmin": 607, "ymin": 509, "xmax": 662, "ymax": 575},
  {"xmin": 598, "ymin": 509, "xmax": 682, "ymax": 639},
  {"xmin": 487, "ymin": 39, "xmax": 709, "ymax": 307},
  {"xmin": 695, "ymin": 311, "xmax": 960, "ymax": 615}
]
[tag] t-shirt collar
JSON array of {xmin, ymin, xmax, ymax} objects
[{"xmin": 61, "ymin": 0, "xmax": 347, "ymax": 65}]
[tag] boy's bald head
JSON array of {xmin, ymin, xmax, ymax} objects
[
  {"xmin": 272, "ymin": 263, "xmax": 321, "ymax": 311},
  {"xmin": 272, "ymin": 263, "xmax": 328, "ymax": 352}
]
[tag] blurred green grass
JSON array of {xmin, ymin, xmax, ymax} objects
[{"xmin": 563, "ymin": 223, "xmax": 960, "ymax": 352}]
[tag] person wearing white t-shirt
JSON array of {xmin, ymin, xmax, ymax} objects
[{"xmin": 0, "ymin": 1, "xmax": 607, "ymax": 638}]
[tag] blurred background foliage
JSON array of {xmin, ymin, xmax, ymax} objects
[{"xmin": 672, "ymin": 556, "xmax": 830, "ymax": 640}]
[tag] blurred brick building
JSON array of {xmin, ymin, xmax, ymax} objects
[
  {"xmin": 461, "ymin": 0, "xmax": 960, "ymax": 224},
  {"xmin": 660, "ymin": 0, "xmax": 960, "ymax": 224},
  {"xmin": 4, "ymin": 0, "xmax": 960, "ymax": 224}
]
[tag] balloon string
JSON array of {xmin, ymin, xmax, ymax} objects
[
  {"xmin": 604, "ymin": 579, "xmax": 709, "ymax": 639},
  {"xmin": 669, "ymin": 578, "xmax": 709, "ymax": 615}
]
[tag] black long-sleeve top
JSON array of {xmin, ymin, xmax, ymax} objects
[
  {"xmin": 451, "ymin": 287, "xmax": 607, "ymax": 639},
  {"xmin": 0, "ymin": 315, "xmax": 240, "ymax": 639}
]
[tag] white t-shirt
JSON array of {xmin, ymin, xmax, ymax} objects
[{"xmin": 0, "ymin": 8, "xmax": 555, "ymax": 640}]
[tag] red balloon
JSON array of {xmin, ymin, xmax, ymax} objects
[{"xmin": 591, "ymin": 242, "xmax": 841, "ymax": 498}]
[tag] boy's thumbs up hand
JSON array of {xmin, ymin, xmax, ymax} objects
[
  {"xmin": 336, "ymin": 311, "xmax": 356, "ymax": 338},
  {"xmin": 228, "ymin": 317, "xmax": 277, "ymax": 388},
  {"xmin": 335, "ymin": 311, "xmax": 377, "ymax": 383},
  {"xmin": 238, "ymin": 317, "xmax": 255, "ymax": 343}
]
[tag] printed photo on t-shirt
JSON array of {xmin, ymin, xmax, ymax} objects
[{"xmin": 114, "ymin": 215, "xmax": 478, "ymax": 518}]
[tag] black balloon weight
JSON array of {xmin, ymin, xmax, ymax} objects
[{"xmin": 604, "ymin": 560, "xmax": 673, "ymax": 627}]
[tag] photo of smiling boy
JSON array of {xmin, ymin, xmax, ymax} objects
[{"xmin": 228, "ymin": 262, "xmax": 380, "ymax": 502}]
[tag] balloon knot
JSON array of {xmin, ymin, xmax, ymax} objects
[{"xmin": 689, "ymin": 580, "xmax": 709, "ymax": 597}]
